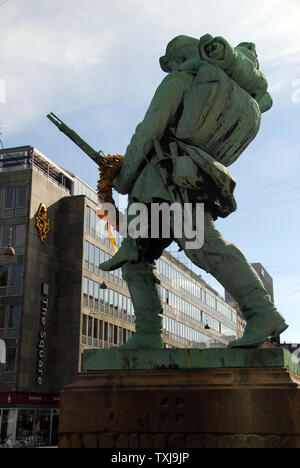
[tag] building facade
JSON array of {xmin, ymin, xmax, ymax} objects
[{"xmin": 0, "ymin": 146, "xmax": 241, "ymax": 446}]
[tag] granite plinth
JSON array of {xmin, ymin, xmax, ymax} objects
[
  {"xmin": 83, "ymin": 347, "xmax": 300, "ymax": 374},
  {"xmin": 59, "ymin": 349, "xmax": 300, "ymax": 449}
]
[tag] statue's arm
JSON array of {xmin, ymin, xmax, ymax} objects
[{"xmin": 114, "ymin": 71, "xmax": 193, "ymax": 194}]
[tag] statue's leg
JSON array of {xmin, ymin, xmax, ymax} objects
[
  {"xmin": 120, "ymin": 260, "xmax": 164, "ymax": 349},
  {"xmin": 177, "ymin": 210, "xmax": 288, "ymax": 348}
]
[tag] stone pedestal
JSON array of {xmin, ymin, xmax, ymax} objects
[{"xmin": 59, "ymin": 349, "xmax": 300, "ymax": 448}]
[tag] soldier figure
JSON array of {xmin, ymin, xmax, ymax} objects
[{"xmin": 99, "ymin": 34, "xmax": 288, "ymax": 349}]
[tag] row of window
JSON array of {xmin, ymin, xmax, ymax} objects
[
  {"xmin": 81, "ymin": 315, "xmax": 134, "ymax": 347},
  {"xmin": 161, "ymin": 287, "xmax": 236, "ymax": 336},
  {"xmin": 83, "ymin": 278, "xmax": 135, "ymax": 323},
  {"xmin": 0, "ymin": 264, "xmax": 23, "ymax": 296},
  {"xmin": 0, "ymin": 224, "xmax": 26, "ymax": 255},
  {"xmin": 163, "ymin": 315, "xmax": 226, "ymax": 348},
  {"xmin": 85, "ymin": 204, "xmax": 236, "ymax": 326},
  {"xmin": 84, "ymin": 241, "xmax": 126, "ymax": 289},
  {"xmin": 84, "ymin": 238, "xmax": 236, "ymax": 328},
  {"xmin": 0, "ymin": 186, "xmax": 28, "ymax": 218},
  {"xmin": 157, "ymin": 258, "xmax": 236, "ymax": 323}
]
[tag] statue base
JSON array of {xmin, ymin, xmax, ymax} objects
[{"xmin": 59, "ymin": 349, "xmax": 300, "ymax": 448}]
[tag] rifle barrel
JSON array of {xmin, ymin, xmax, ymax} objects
[{"xmin": 47, "ymin": 112, "xmax": 106, "ymax": 166}]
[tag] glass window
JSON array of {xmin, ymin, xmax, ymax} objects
[
  {"xmin": 82, "ymin": 315, "xmax": 87, "ymax": 335},
  {"xmin": 8, "ymin": 305, "xmax": 19, "ymax": 329},
  {"xmin": 89, "ymin": 280, "xmax": 94, "ymax": 307},
  {"xmin": 0, "ymin": 305, "xmax": 5, "ymax": 328},
  {"xmin": 95, "ymin": 248, "xmax": 100, "ymax": 274},
  {"xmin": 122, "ymin": 295, "xmax": 127, "ymax": 315},
  {"xmin": 84, "ymin": 241, "xmax": 89, "ymax": 269},
  {"xmin": 33, "ymin": 409, "xmax": 52, "ymax": 446},
  {"xmin": 93, "ymin": 318, "xmax": 98, "ymax": 339},
  {"xmin": 86, "ymin": 206, "xmax": 91, "ymax": 233},
  {"xmin": 17, "ymin": 409, "xmax": 34, "ymax": 438},
  {"xmin": 83, "ymin": 277, "xmax": 88, "ymax": 306},
  {"xmin": 94, "ymin": 282, "xmax": 99, "ymax": 310},
  {"xmin": 88, "ymin": 316, "xmax": 93, "ymax": 337},
  {"xmin": 109, "ymin": 324, "xmax": 113, "ymax": 343},
  {"xmin": 90, "ymin": 244, "xmax": 95, "ymax": 272},
  {"xmin": 91, "ymin": 210, "xmax": 96, "ymax": 237},
  {"xmin": 96, "ymin": 217, "xmax": 101, "ymax": 240},
  {"xmin": 0, "ymin": 225, "xmax": 12, "ymax": 247},
  {"xmin": 99, "ymin": 320, "xmax": 103, "ymax": 340},
  {"xmin": 114, "ymin": 292, "xmax": 118, "ymax": 315},
  {"xmin": 109, "ymin": 290, "xmax": 113, "ymax": 313},
  {"xmin": 15, "ymin": 224, "xmax": 25, "ymax": 248},
  {"xmin": 15, "ymin": 186, "xmax": 27, "ymax": 215},
  {"xmin": 11, "ymin": 264, "xmax": 22, "ymax": 286},
  {"xmin": 4, "ymin": 187, "xmax": 14, "ymax": 209},
  {"xmin": 5, "ymin": 347, "xmax": 16, "ymax": 372},
  {"xmin": 0, "ymin": 264, "xmax": 9, "ymax": 287}
]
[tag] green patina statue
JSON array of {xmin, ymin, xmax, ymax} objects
[{"xmin": 99, "ymin": 34, "xmax": 288, "ymax": 349}]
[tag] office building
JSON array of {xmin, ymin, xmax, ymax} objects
[{"xmin": 0, "ymin": 146, "xmax": 241, "ymax": 446}]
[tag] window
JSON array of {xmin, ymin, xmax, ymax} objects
[
  {"xmin": 96, "ymin": 217, "xmax": 101, "ymax": 240},
  {"xmin": 5, "ymin": 347, "xmax": 16, "ymax": 372},
  {"xmin": 0, "ymin": 305, "xmax": 5, "ymax": 328},
  {"xmin": 15, "ymin": 225, "xmax": 26, "ymax": 254},
  {"xmin": 3, "ymin": 187, "xmax": 14, "ymax": 217},
  {"xmin": 0, "ymin": 226, "xmax": 12, "ymax": 250},
  {"xmin": 1, "ymin": 186, "xmax": 27, "ymax": 217},
  {"xmin": 89, "ymin": 280, "xmax": 94, "ymax": 308},
  {"xmin": 90, "ymin": 244, "xmax": 95, "ymax": 273},
  {"xmin": 86, "ymin": 206, "xmax": 91, "ymax": 233},
  {"xmin": 0, "ymin": 265, "xmax": 9, "ymax": 296},
  {"xmin": 84, "ymin": 241, "xmax": 89, "ymax": 270},
  {"xmin": 95, "ymin": 248, "xmax": 100, "ymax": 275},
  {"xmin": 93, "ymin": 319, "xmax": 98, "ymax": 339},
  {"xmin": 11, "ymin": 264, "xmax": 22, "ymax": 295},
  {"xmin": 91, "ymin": 210, "xmax": 96, "ymax": 237},
  {"xmin": 82, "ymin": 315, "xmax": 87, "ymax": 336},
  {"xmin": 15, "ymin": 186, "xmax": 27, "ymax": 215},
  {"xmin": 83, "ymin": 277, "xmax": 88, "ymax": 306},
  {"xmin": 88, "ymin": 316, "xmax": 93, "ymax": 337},
  {"xmin": 94, "ymin": 283, "xmax": 99, "ymax": 310},
  {"xmin": 0, "ymin": 225, "xmax": 26, "ymax": 255},
  {"xmin": 8, "ymin": 305, "xmax": 20, "ymax": 337}
]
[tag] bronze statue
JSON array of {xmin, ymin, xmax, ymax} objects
[
  {"xmin": 48, "ymin": 34, "xmax": 288, "ymax": 350},
  {"xmin": 99, "ymin": 34, "xmax": 288, "ymax": 349}
]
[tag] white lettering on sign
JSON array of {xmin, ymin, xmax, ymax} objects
[{"xmin": 36, "ymin": 287, "xmax": 49, "ymax": 386}]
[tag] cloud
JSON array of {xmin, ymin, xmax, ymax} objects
[{"xmin": 1, "ymin": 0, "xmax": 300, "ymax": 137}]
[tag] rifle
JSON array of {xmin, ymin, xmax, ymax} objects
[
  {"xmin": 47, "ymin": 112, "xmax": 123, "ymax": 239},
  {"xmin": 47, "ymin": 112, "xmax": 107, "ymax": 166}
]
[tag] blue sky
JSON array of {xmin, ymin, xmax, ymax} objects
[{"xmin": 0, "ymin": 0, "xmax": 300, "ymax": 342}]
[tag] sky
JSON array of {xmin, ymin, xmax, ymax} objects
[{"xmin": 0, "ymin": 0, "xmax": 300, "ymax": 343}]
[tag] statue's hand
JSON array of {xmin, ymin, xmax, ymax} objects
[{"xmin": 113, "ymin": 173, "xmax": 132, "ymax": 195}]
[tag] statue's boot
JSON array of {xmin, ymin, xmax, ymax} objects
[
  {"xmin": 119, "ymin": 261, "xmax": 164, "ymax": 349},
  {"xmin": 99, "ymin": 238, "xmax": 139, "ymax": 271},
  {"xmin": 183, "ymin": 213, "xmax": 288, "ymax": 349},
  {"xmin": 227, "ymin": 289, "xmax": 288, "ymax": 349}
]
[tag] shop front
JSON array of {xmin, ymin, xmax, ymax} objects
[{"xmin": 0, "ymin": 392, "xmax": 60, "ymax": 447}]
